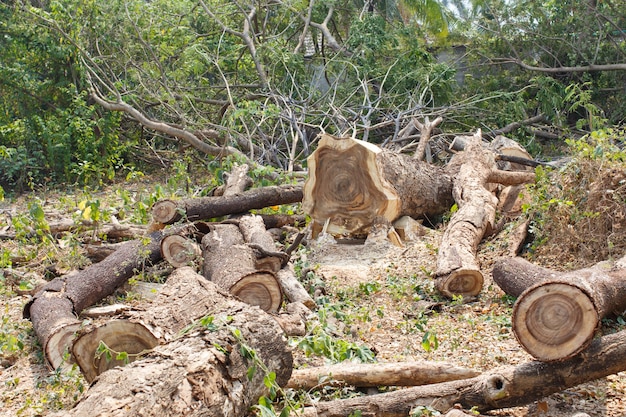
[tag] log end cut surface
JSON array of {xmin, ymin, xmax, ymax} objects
[
  {"xmin": 436, "ymin": 269, "xmax": 484, "ymax": 298},
  {"xmin": 73, "ymin": 320, "xmax": 160, "ymax": 383},
  {"xmin": 230, "ymin": 272, "xmax": 283, "ymax": 313},
  {"xmin": 512, "ymin": 282, "xmax": 598, "ymax": 361},
  {"xmin": 303, "ymin": 134, "xmax": 400, "ymax": 236}
]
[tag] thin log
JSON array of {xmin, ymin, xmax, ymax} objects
[
  {"xmin": 58, "ymin": 267, "xmax": 293, "ymax": 417},
  {"xmin": 152, "ymin": 184, "xmax": 303, "ymax": 224},
  {"xmin": 286, "ymin": 361, "xmax": 480, "ymax": 390},
  {"xmin": 212, "ymin": 163, "xmax": 253, "ymax": 197},
  {"xmin": 492, "ymin": 255, "xmax": 626, "ymax": 361},
  {"xmin": 24, "ymin": 227, "xmax": 187, "ymax": 370},
  {"xmin": 277, "ymin": 263, "xmax": 316, "ymax": 309},
  {"xmin": 298, "ymin": 328, "xmax": 626, "ymax": 416}
]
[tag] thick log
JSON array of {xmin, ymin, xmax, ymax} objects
[
  {"xmin": 58, "ymin": 267, "xmax": 293, "ymax": 417},
  {"xmin": 23, "ymin": 227, "xmax": 185, "ymax": 370},
  {"xmin": 298, "ymin": 328, "xmax": 626, "ymax": 416},
  {"xmin": 202, "ymin": 224, "xmax": 282, "ymax": 312},
  {"xmin": 492, "ymin": 255, "xmax": 626, "ymax": 361},
  {"xmin": 152, "ymin": 184, "xmax": 303, "ymax": 224},
  {"xmin": 303, "ymin": 133, "xmax": 454, "ymax": 237},
  {"xmin": 286, "ymin": 361, "xmax": 480, "ymax": 390}
]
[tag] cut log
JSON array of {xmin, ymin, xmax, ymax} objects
[
  {"xmin": 23, "ymin": 227, "xmax": 186, "ymax": 370},
  {"xmin": 303, "ymin": 133, "xmax": 454, "ymax": 237},
  {"xmin": 286, "ymin": 361, "xmax": 480, "ymax": 390},
  {"xmin": 212, "ymin": 163, "xmax": 253, "ymax": 196},
  {"xmin": 277, "ymin": 263, "xmax": 316, "ymax": 309},
  {"xmin": 297, "ymin": 328, "xmax": 626, "ymax": 416},
  {"xmin": 492, "ymin": 255, "xmax": 626, "ymax": 361},
  {"xmin": 152, "ymin": 184, "xmax": 303, "ymax": 224},
  {"xmin": 202, "ymin": 224, "xmax": 282, "ymax": 312},
  {"xmin": 57, "ymin": 267, "xmax": 293, "ymax": 417},
  {"xmin": 160, "ymin": 234, "xmax": 202, "ymax": 268}
]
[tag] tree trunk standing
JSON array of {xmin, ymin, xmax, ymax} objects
[
  {"xmin": 58, "ymin": 267, "xmax": 293, "ymax": 417},
  {"xmin": 24, "ymin": 227, "xmax": 184, "ymax": 370},
  {"xmin": 492, "ymin": 255, "xmax": 626, "ymax": 361},
  {"xmin": 201, "ymin": 224, "xmax": 282, "ymax": 313},
  {"xmin": 302, "ymin": 133, "xmax": 453, "ymax": 238},
  {"xmin": 297, "ymin": 328, "xmax": 626, "ymax": 417},
  {"xmin": 151, "ymin": 184, "xmax": 303, "ymax": 224}
]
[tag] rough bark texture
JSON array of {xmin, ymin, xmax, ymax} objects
[
  {"xmin": 152, "ymin": 184, "xmax": 303, "ymax": 224},
  {"xmin": 58, "ymin": 267, "xmax": 293, "ymax": 417},
  {"xmin": 286, "ymin": 361, "xmax": 480, "ymax": 390},
  {"xmin": 201, "ymin": 224, "xmax": 282, "ymax": 312},
  {"xmin": 435, "ymin": 131, "xmax": 496, "ymax": 298},
  {"xmin": 24, "ymin": 228, "xmax": 179, "ymax": 369},
  {"xmin": 303, "ymin": 133, "xmax": 453, "ymax": 238},
  {"xmin": 493, "ymin": 255, "xmax": 626, "ymax": 361},
  {"xmin": 298, "ymin": 328, "xmax": 626, "ymax": 416}
]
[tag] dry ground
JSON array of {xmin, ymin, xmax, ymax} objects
[{"xmin": 1, "ymin": 184, "xmax": 626, "ymax": 417}]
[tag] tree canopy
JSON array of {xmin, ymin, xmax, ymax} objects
[{"xmin": 0, "ymin": 0, "xmax": 624, "ymax": 191}]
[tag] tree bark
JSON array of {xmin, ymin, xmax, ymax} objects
[
  {"xmin": 24, "ymin": 227, "xmax": 187, "ymax": 370},
  {"xmin": 201, "ymin": 224, "xmax": 282, "ymax": 313},
  {"xmin": 297, "ymin": 328, "xmax": 626, "ymax": 416},
  {"xmin": 303, "ymin": 133, "xmax": 454, "ymax": 237},
  {"xmin": 152, "ymin": 184, "xmax": 303, "ymax": 224},
  {"xmin": 59, "ymin": 267, "xmax": 293, "ymax": 417},
  {"xmin": 492, "ymin": 255, "xmax": 626, "ymax": 361},
  {"xmin": 286, "ymin": 361, "xmax": 480, "ymax": 390}
]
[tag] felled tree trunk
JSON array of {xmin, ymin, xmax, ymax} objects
[
  {"xmin": 59, "ymin": 267, "xmax": 293, "ymax": 417},
  {"xmin": 286, "ymin": 361, "xmax": 480, "ymax": 390},
  {"xmin": 303, "ymin": 133, "xmax": 454, "ymax": 237},
  {"xmin": 297, "ymin": 328, "xmax": 626, "ymax": 417},
  {"xmin": 201, "ymin": 223, "xmax": 282, "ymax": 313},
  {"xmin": 492, "ymin": 255, "xmax": 626, "ymax": 361},
  {"xmin": 434, "ymin": 131, "xmax": 535, "ymax": 298},
  {"xmin": 152, "ymin": 184, "xmax": 303, "ymax": 224},
  {"xmin": 23, "ymin": 227, "xmax": 187, "ymax": 370}
]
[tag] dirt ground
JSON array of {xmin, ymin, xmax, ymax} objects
[{"xmin": 1, "ymin": 192, "xmax": 626, "ymax": 417}]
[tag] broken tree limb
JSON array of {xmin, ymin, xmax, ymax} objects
[
  {"xmin": 297, "ymin": 328, "xmax": 626, "ymax": 416},
  {"xmin": 201, "ymin": 224, "xmax": 282, "ymax": 312},
  {"xmin": 286, "ymin": 361, "xmax": 480, "ymax": 390},
  {"xmin": 413, "ymin": 116, "xmax": 443, "ymax": 161},
  {"xmin": 303, "ymin": 133, "xmax": 454, "ymax": 237},
  {"xmin": 152, "ymin": 184, "xmax": 303, "ymax": 224},
  {"xmin": 492, "ymin": 255, "xmax": 626, "ymax": 361},
  {"xmin": 59, "ymin": 267, "xmax": 293, "ymax": 417},
  {"xmin": 277, "ymin": 263, "xmax": 316, "ymax": 309},
  {"xmin": 24, "ymin": 226, "xmax": 189, "ymax": 370}
]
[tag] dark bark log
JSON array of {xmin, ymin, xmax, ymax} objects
[
  {"xmin": 59, "ymin": 267, "xmax": 293, "ymax": 417},
  {"xmin": 492, "ymin": 255, "xmax": 626, "ymax": 361},
  {"xmin": 202, "ymin": 224, "xmax": 282, "ymax": 313},
  {"xmin": 24, "ymin": 227, "xmax": 185, "ymax": 369},
  {"xmin": 152, "ymin": 184, "xmax": 303, "ymax": 224},
  {"xmin": 303, "ymin": 133, "xmax": 454, "ymax": 238},
  {"xmin": 298, "ymin": 328, "xmax": 626, "ymax": 416},
  {"xmin": 286, "ymin": 361, "xmax": 480, "ymax": 390}
]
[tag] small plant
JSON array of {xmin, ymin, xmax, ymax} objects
[{"xmin": 410, "ymin": 405, "xmax": 441, "ymax": 416}]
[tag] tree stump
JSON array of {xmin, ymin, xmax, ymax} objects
[
  {"xmin": 492, "ymin": 255, "xmax": 626, "ymax": 361},
  {"xmin": 60, "ymin": 267, "xmax": 293, "ymax": 417},
  {"xmin": 302, "ymin": 133, "xmax": 454, "ymax": 237}
]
